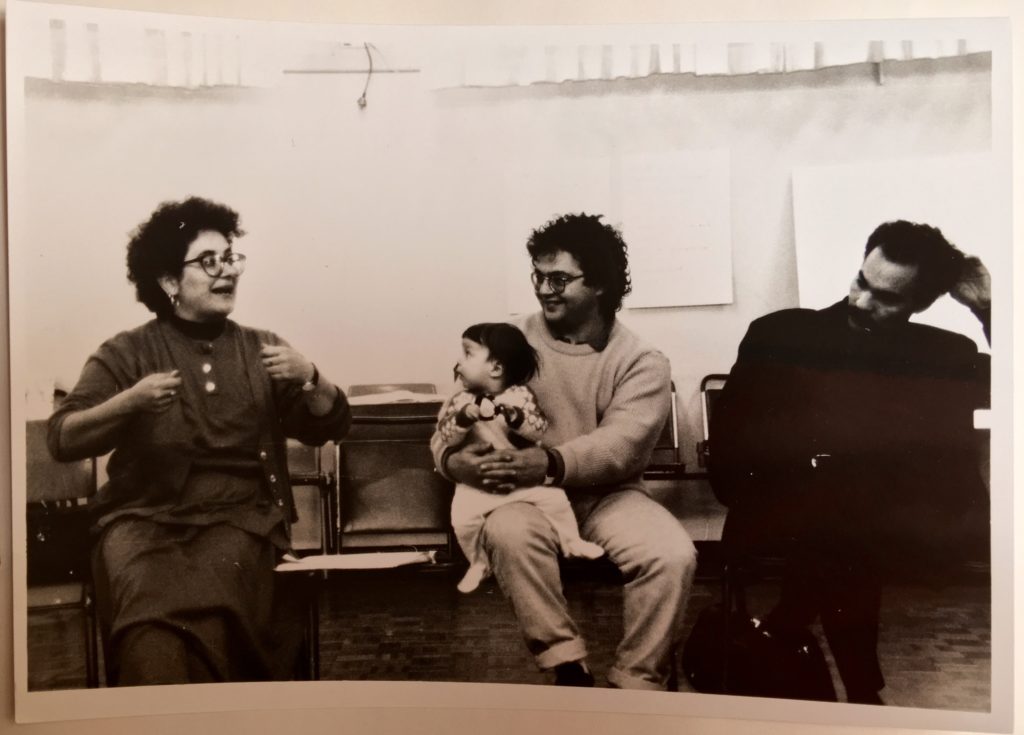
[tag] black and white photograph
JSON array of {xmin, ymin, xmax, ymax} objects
[{"xmin": 4, "ymin": 1, "xmax": 1014, "ymax": 733}]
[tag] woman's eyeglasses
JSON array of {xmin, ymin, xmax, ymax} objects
[
  {"xmin": 531, "ymin": 270, "xmax": 584, "ymax": 294},
  {"xmin": 182, "ymin": 252, "xmax": 247, "ymax": 277}
]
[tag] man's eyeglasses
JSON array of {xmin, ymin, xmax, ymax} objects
[
  {"xmin": 531, "ymin": 270, "xmax": 584, "ymax": 294},
  {"xmin": 182, "ymin": 252, "xmax": 247, "ymax": 277}
]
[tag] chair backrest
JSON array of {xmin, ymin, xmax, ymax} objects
[
  {"xmin": 336, "ymin": 386, "xmax": 453, "ymax": 551},
  {"xmin": 25, "ymin": 420, "xmax": 96, "ymax": 587},
  {"xmin": 698, "ymin": 374, "xmax": 729, "ymax": 467},
  {"xmin": 643, "ymin": 382, "xmax": 686, "ymax": 479},
  {"xmin": 348, "ymin": 383, "xmax": 438, "ymax": 398},
  {"xmin": 25, "ymin": 419, "xmax": 95, "ymax": 504},
  {"xmin": 287, "ymin": 439, "xmax": 341, "ymax": 488},
  {"xmin": 286, "ymin": 440, "xmax": 336, "ymax": 553}
]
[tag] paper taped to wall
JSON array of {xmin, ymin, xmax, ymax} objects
[{"xmin": 502, "ymin": 149, "xmax": 733, "ymax": 313}]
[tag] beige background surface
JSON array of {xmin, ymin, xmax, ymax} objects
[{"xmin": 1, "ymin": 1, "xmax": 1020, "ymax": 734}]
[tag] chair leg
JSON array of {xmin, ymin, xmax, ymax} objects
[
  {"xmin": 325, "ymin": 483, "xmax": 339, "ymax": 554},
  {"xmin": 304, "ymin": 574, "xmax": 321, "ymax": 681},
  {"xmin": 720, "ymin": 565, "xmax": 733, "ymax": 693},
  {"xmin": 82, "ymin": 585, "xmax": 100, "ymax": 688},
  {"xmin": 319, "ymin": 488, "xmax": 330, "ymax": 556},
  {"xmin": 666, "ymin": 642, "xmax": 680, "ymax": 692}
]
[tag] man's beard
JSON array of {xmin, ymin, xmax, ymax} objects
[{"xmin": 847, "ymin": 303, "xmax": 876, "ymax": 331}]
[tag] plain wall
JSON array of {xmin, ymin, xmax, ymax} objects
[{"xmin": 18, "ymin": 52, "xmax": 992, "ymax": 476}]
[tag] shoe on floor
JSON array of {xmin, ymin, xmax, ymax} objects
[
  {"xmin": 554, "ymin": 661, "xmax": 595, "ymax": 687},
  {"xmin": 847, "ymin": 689, "xmax": 885, "ymax": 705}
]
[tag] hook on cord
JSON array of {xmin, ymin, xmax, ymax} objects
[{"xmin": 357, "ymin": 42, "xmax": 372, "ymax": 109}]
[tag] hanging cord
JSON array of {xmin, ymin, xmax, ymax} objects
[{"xmin": 356, "ymin": 42, "xmax": 372, "ymax": 109}]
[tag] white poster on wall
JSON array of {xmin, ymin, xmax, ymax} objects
[
  {"xmin": 503, "ymin": 149, "xmax": 733, "ymax": 314},
  {"xmin": 502, "ymin": 157, "xmax": 612, "ymax": 314},
  {"xmin": 792, "ymin": 153, "xmax": 1002, "ymax": 352},
  {"xmin": 619, "ymin": 148, "xmax": 733, "ymax": 309}
]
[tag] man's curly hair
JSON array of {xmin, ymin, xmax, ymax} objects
[
  {"xmin": 126, "ymin": 197, "xmax": 244, "ymax": 317},
  {"xmin": 526, "ymin": 213, "xmax": 632, "ymax": 320},
  {"xmin": 864, "ymin": 220, "xmax": 966, "ymax": 309}
]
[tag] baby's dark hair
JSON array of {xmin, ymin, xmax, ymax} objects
[{"xmin": 462, "ymin": 322, "xmax": 540, "ymax": 387}]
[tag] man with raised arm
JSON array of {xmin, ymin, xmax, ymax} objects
[{"xmin": 710, "ymin": 220, "xmax": 991, "ymax": 704}]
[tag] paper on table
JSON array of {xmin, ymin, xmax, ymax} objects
[{"xmin": 346, "ymin": 391, "xmax": 445, "ymax": 406}]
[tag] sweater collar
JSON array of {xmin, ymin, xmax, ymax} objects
[
  {"xmin": 166, "ymin": 313, "xmax": 228, "ymax": 341},
  {"xmin": 538, "ymin": 313, "xmax": 615, "ymax": 353},
  {"xmin": 824, "ymin": 298, "xmax": 912, "ymax": 341}
]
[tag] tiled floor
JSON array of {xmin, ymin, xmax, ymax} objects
[{"xmin": 27, "ymin": 564, "xmax": 991, "ymax": 712}]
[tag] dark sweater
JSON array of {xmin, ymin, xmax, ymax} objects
[{"xmin": 709, "ymin": 300, "xmax": 989, "ymax": 573}]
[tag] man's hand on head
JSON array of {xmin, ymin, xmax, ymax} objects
[
  {"xmin": 479, "ymin": 446, "xmax": 549, "ymax": 492},
  {"xmin": 950, "ymin": 255, "xmax": 991, "ymax": 314}
]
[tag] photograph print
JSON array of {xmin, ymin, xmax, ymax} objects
[{"xmin": 5, "ymin": 2, "xmax": 1012, "ymax": 732}]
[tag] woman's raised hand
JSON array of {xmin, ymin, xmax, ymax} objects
[
  {"xmin": 260, "ymin": 344, "xmax": 315, "ymax": 385},
  {"xmin": 127, "ymin": 370, "xmax": 182, "ymax": 413}
]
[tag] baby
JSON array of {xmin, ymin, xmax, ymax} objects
[{"xmin": 437, "ymin": 322, "xmax": 604, "ymax": 593}]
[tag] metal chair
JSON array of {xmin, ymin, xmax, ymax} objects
[
  {"xmin": 280, "ymin": 384, "xmax": 456, "ymax": 680},
  {"xmin": 287, "ymin": 439, "xmax": 337, "ymax": 554},
  {"xmin": 25, "ymin": 419, "xmax": 100, "ymax": 688},
  {"xmin": 696, "ymin": 374, "xmax": 729, "ymax": 469},
  {"xmin": 643, "ymin": 381, "xmax": 688, "ymax": 480},
  {"xmin": 273, "ymin": 439, "xmax": 349, "ymax": 680},
  {"xmin": 336, "ymin": 384, "xmax": 454, "ymax": 555}
]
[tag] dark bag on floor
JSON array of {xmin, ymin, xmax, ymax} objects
[{"xmin": 682, "ymin": 573, "xmax": 837, "ymax": 701}]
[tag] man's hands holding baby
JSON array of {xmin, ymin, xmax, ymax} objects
[{"xmin": 446, "ymin": 443, "xmax": 548, "ymax": 493}]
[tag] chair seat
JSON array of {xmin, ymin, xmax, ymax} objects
[
  {"xmin": 277, "ymin": 550, "xmax": 438, "ymax": 572},
  {"xmin": 339, "ymin": 532, "xmax": 452, "ymax": 549},
  {"xmin": 27, "ymin": 582, "xmax": 85, "ymax": 609}
]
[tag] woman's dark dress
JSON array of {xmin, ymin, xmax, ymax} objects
[{"xmin": 49, "ymin": 316, "xmax": 350, "ymax": 684}]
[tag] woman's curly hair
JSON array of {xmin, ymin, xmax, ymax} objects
[
  {"xmin": 126, "ymin": 197, "xmax": 244, "ymax": 316},
  {"xmin": 526, "ymin": 213, "xmax": 632, "ymax": 320}
]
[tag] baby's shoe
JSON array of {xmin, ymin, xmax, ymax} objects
[
  {"xmin": 457, "ymin": 563, "xmax": 488, "ymax": 593},
  {"xmin": 566, "ymin": 539, "xmax": 605, "ymax": 560}
]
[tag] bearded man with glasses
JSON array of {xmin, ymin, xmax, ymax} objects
[{"xmin": 432, "ymin": 213, "xmax": 697, "ymax": 690}]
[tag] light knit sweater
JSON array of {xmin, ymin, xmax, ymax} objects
[{"xmin": 432, "ymin": 312, "xmax": 672, "ymax": 496}]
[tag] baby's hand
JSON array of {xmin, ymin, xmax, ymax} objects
[
  {"xmin": 496, "ymin": 404, "xmax": 525, "ymax": 429},
  {"xmin": 476, "ymin": 396, "xmax": 497, "ymax": 420},
  {"xmin": 456, "ymin": 402, "xmax": 482, "ymax": 427}
]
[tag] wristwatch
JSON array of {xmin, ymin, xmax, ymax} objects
[
  {"xmin": 301, "ymin": 364, "xmax": 320, "ymax": 393},
  {"xmin": 543, "ymin": 449, "xmax": 558, "ymax": 486}
]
